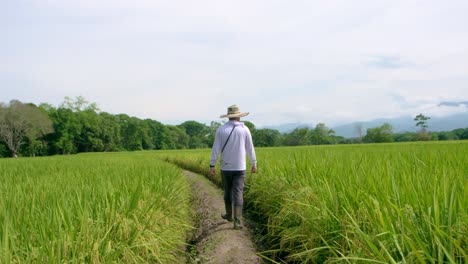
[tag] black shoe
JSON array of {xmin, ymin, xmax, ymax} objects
[{"xmin": 222, "ymin": 214, "xmax": 233, "ymax": 222}]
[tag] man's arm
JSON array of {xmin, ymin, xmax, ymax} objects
[
  {"xmin": 210, "ymin": 129, "xmax": 222, "ymax": 175},
  {"xmin": 245, "ymin": 126, "xmax": 257, "ymax": 173}
]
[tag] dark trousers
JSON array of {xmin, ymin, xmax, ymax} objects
[{"xmin": 221, "ymin": 170, "xmax": 246, "ymax": 206}]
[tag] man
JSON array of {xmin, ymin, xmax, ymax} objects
[{"xmin": 210, "ymin": 105, "xmax": 257, "ymax": 230}]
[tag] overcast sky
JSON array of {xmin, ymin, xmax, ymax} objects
[{"xmin": 2, "ymin": 0, "xmax": 468, "ymax": 127}]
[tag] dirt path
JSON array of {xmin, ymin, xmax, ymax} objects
[{"xmin": 184, "ymin": 170, "xmax": 263, "ymax": 264}]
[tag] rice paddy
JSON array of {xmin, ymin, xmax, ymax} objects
[
  {"xmin": 0, "ymin": 152, "xmax": 191, "ymax": 263},
  {"xmin": 1, "ymin": 141, "xmax": 467, "ymax": 263},
  {"xmin": 165, "ymin": 141, "xmax": 467, "ymax": 263}
]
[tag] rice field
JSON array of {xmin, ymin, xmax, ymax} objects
[
  {"xmin": 0, "ymin": 152, "xmax": 192, "ymax": 263},
  {"xmin": 1, "ymin": 141, "xmax": 466, "ymax": 263},
  {"xmin": 165, "ymin": 141, "xmax": 468, "ymax": 263}
]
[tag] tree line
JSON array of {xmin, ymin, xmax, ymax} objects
[{"xmin": 1, "ymin": 97, "xmax": 467, "ymax": 158}]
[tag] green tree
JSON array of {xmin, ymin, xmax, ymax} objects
[
  {"xmin": 253, "ymin": 128, "xmax": 281, "ymax": 147},
  {"xmin": 414, "ymin": 113, "xmax": 431, "ymax": 141},
  {"xmin": 99, "ymin": 112, "xmax": 122, "ymax": 151},
  {"xmin": 61, "ymin": 96, "xmax": 99, "ymax": 112},
  {"xmin": 414, "ymin": 113, "xmax": 430, "ymax": 131},
  {"xmin": 461, "ymin": 129, "xmax": 468, "ymax": 140},
  {"xmin": 452, "ymin": 128, "xmax": 467, "ymax": 139},
  {"xmin": 76, "ymin": 109, "xmax": 105, "ymax": 152},
  {"xmin": 144, "ymin": 119, "xmax": 172, "ymax": 150},
  {"xmin": 393, "ymin": 132, "xmax": 415, "ymax": 142},
  {"xmin": 311, "ymin": 123, "xmax": 335, "ymax": 144},
  {"xmin": 207, "ymin": 121, "xmax": 223, "ymax": 147},
  {"xmin": 437, "ymin": 132, "xmax": 453, "ymax": 141},
  {"xmin": 0, "ymin": 141, "xmax": 8, "ymax": 157},
  {"xmin": 284, "ymin": 127, "xmax": 311, "ymax": 146},
  {"xmin": 364, "ymin": 123, "xmax": 394, "ymax": 143},
  {"xmin": 167, "ymin": 125, "xmax": 189, "ymax": 149},
  {"xmin": 118, "ymin": 114, "xmax": 151, "ymax": 151},
  {"xmin": 178, "ymin": 121, "xmax": 209, "ymax": 148},
  {"xmin": 46, "ymin": 107, "xmax": 81, "ymax": 154},
  {"xmin": 0, "ymin": 100, "xmax": 53, "ymax": 157},
  {"xmin": 42, "ymin": 97, "xmax": 102, "ymax": 154}
]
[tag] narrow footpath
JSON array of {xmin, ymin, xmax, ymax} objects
[{"xmin": 184, "ymin": 170, "xmax": 263, "ymax": 264}]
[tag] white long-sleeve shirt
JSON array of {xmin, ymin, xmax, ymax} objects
[{"xmin": 210, "ymin": 121, "xmax": 257, "ymax": 171}]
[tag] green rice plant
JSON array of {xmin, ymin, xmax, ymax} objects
[
  {"xmin": 0, "ymin": 152, "xmax": 192, "ymax": 263},
  {"xmin": 163, "ymin": 142, "xmax": 467, "ymax": 263},
  {"xmin": 163, "ymin": 149, "xmax": 221, "ymax": 187},
  {"xmin": 249, "ymin": 142, "xmax": 467, "ymax": 263}
]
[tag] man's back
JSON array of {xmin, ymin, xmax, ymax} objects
[{"xmin": 210, "ymin": 120, "xmax": 256, "ymax": 171}]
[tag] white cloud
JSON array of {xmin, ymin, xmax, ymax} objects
[{"xmin": 2, "ymin": 0, "xmax": 468, "ymax": 127}]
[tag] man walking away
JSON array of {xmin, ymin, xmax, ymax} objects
[{"xmin": 210, "ymin": 105, "xmax": 257, "ymax": 230}]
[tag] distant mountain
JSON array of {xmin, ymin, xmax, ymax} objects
[
  {"xmin": 260, "ymin": 112, "xmax": 468, "ymax": 138},
  {"xmin": 332, "ymin": 112, "xmax": 468, "ymax": 138}
]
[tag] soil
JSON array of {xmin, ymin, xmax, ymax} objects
[{"xmin": 184, "ymin": 170, "xmax": 263, "ymax": 264}]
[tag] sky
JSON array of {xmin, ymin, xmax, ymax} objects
[{"xmin": 2, "ymin": 0, "xmax": 468, "ymax": 127}]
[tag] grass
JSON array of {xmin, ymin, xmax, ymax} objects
[
  {"xmin": 1, "ymin": 141, "xmax": 466, "ymax": 263},
  {"xmin": 164, "ymin": 141, "xmax": 468, "ymax": 263},
  {"xmin": 0, "ymin": 152, "xmax": 192, "ymax": 263}
]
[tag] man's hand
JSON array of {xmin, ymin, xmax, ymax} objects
[
  {"xmin": 210, "ymin": 167, "xmax": 216, "ymax": 176},
  {"xmin": 251, "ymin": 166, "xmax": 257, "ymax": 174}
]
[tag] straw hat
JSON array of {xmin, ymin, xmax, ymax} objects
[{"xmin": 220, "ymin": 105, "xmax": 249, "ymax": 118}]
